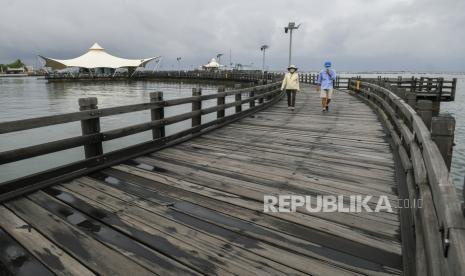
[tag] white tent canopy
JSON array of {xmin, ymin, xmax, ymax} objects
[
  {"xmin": 39, "ymin": 43, "xmax": 160, "ymax": 70},
  {"xmin": 203, "ymin": 58, "xmax": 221, "ymax": 68}
]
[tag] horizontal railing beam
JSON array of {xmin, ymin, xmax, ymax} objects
[
  {"xmin": 0, "ymin": 133, "xmax": 100, "ymax": 165},
  {"xmin": 0, "ymin": 88, "xmax": 284, "ymax": 201},
  {"xmin": 0, "ymin": 83, "xmax": 279, "ymax": 134}
]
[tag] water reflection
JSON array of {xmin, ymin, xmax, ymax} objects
[{"xmin": 0, "ymin": 77, "xmax": 230, "ymax": 182}]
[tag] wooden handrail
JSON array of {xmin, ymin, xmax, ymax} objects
[
  {"xmin": 0, "ymin": 81, "xmax": 282, "ymax": 201},
  {"xmin": 347, "ymin": 79, "xmax": 465, "ymax": 276},
  {"xmin": 296, "ymin": 73, "xmax": 456, "ymax": 101},
  {"xmin": 0, "ymin": 82, "xmax": 277, "ymax": 134}
]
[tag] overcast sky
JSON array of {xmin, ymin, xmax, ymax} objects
[{"xmin": 1, "ymin": 0, "xmax": 464, "ymax": 72}]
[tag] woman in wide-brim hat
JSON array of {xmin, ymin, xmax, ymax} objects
[{"xmin": 281, "ymin": 65, "xmax": 300, "ymax": 110}]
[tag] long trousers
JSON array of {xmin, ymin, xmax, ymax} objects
[{"xmin": 286, "ymin": 90, "xmax": 296, "ymax": 107}]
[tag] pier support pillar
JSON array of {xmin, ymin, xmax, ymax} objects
[
  {"xmin": 249, "ymin": 88, "xmax": 256, "ymax": 109},
  {"xmin": 150, "ymin": 91, "xmax": 165, "ymax": 140},
  {"xmin": 258, "ymin": 86, "xmax": 265, "ymax": 104},
  {"xmin": 78, "ymin": 97, "xmax": 103, "ymax": 159},
  {"xmin": 431, "ymin": 114, "xmax": 455, "ymax": 170},
  {"xmin": 192, "ymin": 88, "xmax": 202, "ymax": 130},
  {"xmin": 217, "ymin": 86, "xmax": 226, "ymax": 119},
  {"xmin": 266, "ymin": 80, "xmax": 273, "ymax": 101},
  {"xmin": 416, "ymin": 100, "xmax": 433, "ymax": 130},
  {"xmin": 432, "ymin": 100, "xmax": 441, "ymax": 116}
]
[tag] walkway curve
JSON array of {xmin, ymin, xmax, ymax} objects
[{"xmin": 0, "ymin": 85, "xmax": 402, "ymax": 276}]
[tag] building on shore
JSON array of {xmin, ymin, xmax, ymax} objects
[
  {"xmin": 0, "ymin": 59, "xmax": 31, "ymax": 76},
  {"xmin": 5, "ymin": 67, "xmax": 26, "ymax": 74},
  {"xmin": 39, "ymin": 43, "xmax": 160, "ymax": 78}
]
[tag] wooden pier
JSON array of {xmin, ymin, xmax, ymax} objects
[{"xmin": 0, "ymin": 75, "xmax": 464, "ymax": 276}]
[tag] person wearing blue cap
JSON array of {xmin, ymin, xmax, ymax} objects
[{"xmin": 317, "ymin": 61, "xmax": 337, "ymax": 111}]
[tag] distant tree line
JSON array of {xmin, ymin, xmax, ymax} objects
[{"xmin": 0, "ymin": 59, "xmax": 25, "ymax": 71}]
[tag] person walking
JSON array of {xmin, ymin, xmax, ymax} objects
[
  {"xmin": 317, "ymin": 61, "xmax": 336, "ymax": 111},
  {"xmin": 281, "ymin": 65, "xmax": 300, "ymax": 111}
]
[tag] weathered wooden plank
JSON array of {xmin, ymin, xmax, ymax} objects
[
  {"xmin": 155, "ymin": 148, "xmax": 398, "ymax": 200},
  {"xmin": 111, "ymin": 165, "xmax": 402, "ymax": 259},
  {"xmin": 89, "ymin": 171, "xmax": 396, "ymax": 267},
  {"xmin": 59, "ymin": 178, "xmax": 382, "ymax": 276},
  {"xmin": 0, "ymin": 206, "xmax": 95, "ymax": 276},
  {"xmin": 155, "ymin": 144, "xmax": 395, "ymax": 187},
  {"xmin": 4, "ymin": 197, "xmax": 156, "ymax": 276},
  {"xmin": 53, "ymin": 182, "xmax": 334, "ymax": 275},
  {"xmin": 78, "ymin": 174, "xmax": 402, "ymax": 274},
  {"xmin": 0, "ymin": 225, "xmax": 55, "ymax": 276},
  {"xmin": 131, "ymin": 156, "xmax": 400, "ymax": 233},
  {"xmin": 26, "ymin": 191, "xmax": 200, "ymax": 276},
  {"xmin": 147, "ymin": 151, "xmax": 400, "ymax": 219}
]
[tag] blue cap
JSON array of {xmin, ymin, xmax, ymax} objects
[{"xmin": 324, "ymin": 61, "xmax": 332, "ymax": 68}]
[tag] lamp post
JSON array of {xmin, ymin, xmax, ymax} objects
[
  {"xmin": 176, "ymin": 57, "xmax": 181, "ymax": 76},
  {"xmin": 216, "ymin": 54, "xmax": 223, "ymax": 67},
  {"xmin": 260, "ymin": 45, "xmax": 269, "ymax": 72},
  {"xmin": 284, "ymin": 22, "xmax": 300, "ymax": 66}
]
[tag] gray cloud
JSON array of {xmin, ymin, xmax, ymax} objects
[{"xmin": 1, "ymin": 0, "xmax": 464, "ymax": 72}]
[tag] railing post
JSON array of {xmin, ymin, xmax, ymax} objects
[
  {"xmin": 266, "ymin": 80, "xmax": 273, "ymax": 101},
  {"xmin": 463, "ymin": 177, "xmax": 465, "ymax": 216},
  {"xmin": 217, "ymin": 86, "xmax": 225, "ymax": 119},
  {"xmin": 431, "ymin": 114, "xmax": 455, "ymax": 170},
  {"xmin": 416, "ymin": 100, "xmax": 433, "ymax": 129},
  {"xmin": 249, "ymin": 87, "xmax": 256, "ymax": 109},
  {"xmin": 78, "ymin": 97, "xmax": 103, "ymax": 158},
  {"xmin": 258, "ymin": 85, "xmax": 265, "ymax": 104},
  {"xmin": 192, "ymin": 88, "xmax": 202, "ymax": 129},
  {"xmin": 427, "ymin": 78, "xmax": 433, "ymax": 93},
  {"xmin": 451, "ymin": 78, "xmax": 457, "ymax": 101},
  {"xmin": 419, "ymin": 77, "xmax": 424, "ymax": 91},
  {"xmin": 150, "ymin": 91, "xmax": 165, "ymax": 139},
  {"xmin": 411, "ymin": 76, "xmax": 417, "ymax": 93},
  {"xmin": 234, "ymin": 84, "xmax": 242, "ymax": 113}
]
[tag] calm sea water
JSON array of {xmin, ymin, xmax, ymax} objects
[
  {"xmin": 0, "ymin": 77, "xmax": 237, "ymax": 182},
  {"xmin": 0, "ymin": 74, "xmax": 463, "ymax": 196}
]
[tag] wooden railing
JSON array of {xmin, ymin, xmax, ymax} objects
[
  {"xmin": 298, "ymin": 73, "xmax": 349, "ymax": 89},
  {"xmin": 347, "ymin": 79, "xmax": 465, "ymax": 276},
  {"xmin": 135, "ymin": 70, "xmax": 281, "ymax": 82},
  {"xmin": 46, "ymin": 70, "xmax": 456, "ymax": 102},
  {"xmin": 46, "ymin": 70, "xmax": 283, "ymax": 83},
  {"xmin": 381, "ymin": 76, "xmax": 457, "ymax": 101},
  {"xmin": 298, "ymin": 74, "xmax": 457, "ymax": 101},
  {"xmin": 0, "ymin": 81, "xmax": 283, "ymax": 202}
]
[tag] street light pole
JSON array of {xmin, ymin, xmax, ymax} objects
[
  {"xmin": 284, "ymin": 22, "xmax": 300, "ymax": 66},
  {"xmin": 216, "ymin": 54, "xmax": 223, "ymax": 69},
  {"xmin": 176, "ymin": 57, "xmax": 181, "ymax": 76},
  {"xmin": 260, "ymin": 45, "xmax": 269, "ymax": 72},
  {"xmin": 288, "ymin": 30, "xmax": 292, "ymax": 66}
]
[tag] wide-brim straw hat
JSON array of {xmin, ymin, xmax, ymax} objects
[{"xmin": 287, "ymin": 64, "xmax": 298, "ymax": 70}]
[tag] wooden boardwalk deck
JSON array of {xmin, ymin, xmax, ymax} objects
[{"xmin": 0, "ymin": 85, "xmax": 403, "ymax": 276}]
